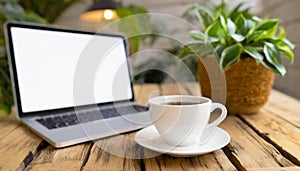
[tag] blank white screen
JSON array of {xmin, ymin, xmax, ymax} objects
[{"xmin": 11, "ymin": 27, "xmax": 132, "ymax": 113}]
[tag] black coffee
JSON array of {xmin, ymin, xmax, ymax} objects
[{"xmin": 164, "ymin": 102, "xmax": 201, "ymax": 105}]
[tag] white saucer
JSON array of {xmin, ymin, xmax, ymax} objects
[{"xmin": 135, "ymin": 125, "xmax": 230, "ymax": 157}]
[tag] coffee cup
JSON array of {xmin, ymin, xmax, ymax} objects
[{"xmin": 149, "ymin": 95, "xmax": 227, "ymax": 146}]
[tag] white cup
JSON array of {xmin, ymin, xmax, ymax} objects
[{"xmin": 149, "ymin": 95, "xmax": 227, "ymax": 146}]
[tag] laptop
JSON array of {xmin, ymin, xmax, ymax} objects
[{"xmin": 4, "ymin": 22, "xmax": 151, "ymax": 148}]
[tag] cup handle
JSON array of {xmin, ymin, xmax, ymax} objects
[{"xmin": 198, "ymin": 103, "xmax": 227, "ymax": 145}]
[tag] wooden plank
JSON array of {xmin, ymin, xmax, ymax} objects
[
  {"xmin": 221, "ymin": 116, "xmax": 295, "ymax": 170},
  {"xmin": 0, "ymin": 108, "xmax": 20, "ymax": 140},
  {"xmin": 264, "ymin": 90, "xmax": 300, "ymax": 128},
  {"xmin": 133, "ymin": 84, "xmax": 142, "ymax": 100},
  {"xmin": 239, "ymin": 109, "xmax": 300, "ymax": 166},
  {"xmin": 143, "ymin": 148, "xmax": 236, "ymax": 171},
  {"xmin": 24, "ymin": 84, "xmax": 150, "ymax": 170},
  {"xmin": 0, "ymin": 110, "xmax": 47, "ymax": 171},
  {"xmin": 82, "ymin": 133, "xmax": 142, "ymax": 170},
  {"xmin": 247, "ymin": 166, "xmax": 300, "ymax": 171},
  {"xmin": 182, "ymin": 82, "xmax": 202, "ymax": 96},
  {"xmin": 160, "ymin": 82, "xmax": 190, "ymax": 95},
  {"xmin": 25, "ymin": 143, "xmax": 91, "ymax": 171},
  {"xmin": 0, "ymin": 108, "xmax": 46, "ymax": 170},
  {"xmin": 135, "ymin": 83, "xmax": 161, "ymax": 104},
  {"xmin": 83, "ymin": 84, "xmax": 159, "ymax": 170}
]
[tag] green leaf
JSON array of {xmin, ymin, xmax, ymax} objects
[
  {"xmin": 189, "ymin": 30, "xmax": 206, "ymax": 41},
  {"xmin": 205, "ymin": 21, "xmax": 220, "ymax": 37},
  {"xmin": 215, "ymin": 2, "xmax": 229, "ymax": 17},
  {"xmin": 249, "ymin": 21, "xmax": 278, "ymax": 41},
  {"xmin": 264, "ymin": 38, "xmax": 295, "ymax": 50},
  {"xmin": 283, "ymin": 38, "xmax": 295, "ymax": 49},
  {"xmin": 256, "ymin": 20, "xmax": 279, "ymax": 31},
  {"xmin": 220, "ymin": 43, "xmax": 243, "ymax": 71},
  {"xmin": 278, "ymin": 27, "xmax": 286, "ymax": 39},
  {"xmin": 246, "ymin": 19, "xmax": 256, "ymax": 31},
  {"xmin": 278, "ymin": 45, "xmax": 294, "ymax": 63},
  {"xmin": 178, "ymin": 45, "xmax": 194, "ymax": 59},
  {"xmin": 231, "ymin": 33, "xmax": 245, "ymax": 42},
  {"xmin": 219, "ymin": 14, "xmax": 227, "ymax": 33},
  {"xmin": 193, "ymin": 4, "xmax": 214, "ymax": 30},
  {"xmin": 227, "ymin": 18, "xmax": 236, "ymax": 34},
  {"xmin": 128, "ymin": 37, "xmax": 140, "ymax": 55},
  {"xmin": 0, "ymin": 61, "xmax": 10, "ymax": 83},
  {"xmin": 263, "ymin": 38, "xmax": 294, "ymax": 63},
  {"xmin": 179, "ymin": 42, "xmax": 213, "ymax": 59},
  {"xmin": 266, "ymin": 21, "xmax": 278, "ymax": 37},
  {"xmin": 235, "ymin": 14, "xmax": 245, "ymax": 28},
  {"xmin": 247, "ymin": 30, "xmax": 264, "ymax": 41},
  {"xmin": 208, "ymin": 37, "xmax": 220, "ymax": 43},
  {"xmin": 243, "ymin": 46, "xmax": 263, "ymax": 62},
  {"xmin": 261, "ymin": 58, "xmax": 284, "ymax": 76},
  {"xmin": 0, "ymin": 40, "xmax": 5, "ymax": 46},
  {"xmin": 0, "ymin": 101, "xmax": 10, "ymax": 115},
  {"xmin": 235, "ymin": 14, "xmax": 247, "ymax": 35},
  {"xmin": 229, "ymin": 3, "xmax": 244, "ymax": 21},
  {"xmin": 116, "ymin": 7, "xmax": 132, "ymax": 18},
  {"xmin": 215, "ymin": 44, "xmax": 224, "ymax": 61},
  {"xmin": 252, "ymin": 16, "xmax": 263, "ymax": 23},
  {"xmin": 116, "ymin": 7, "xmax": 146, "ymax": 54},
  {"xmin": 264, "ymin": 42, "xmax": 281, "ymax": 63},
  {"xmin": 263, "ymin": 42, "xmax": 286, "ymax": 76},
  {"xmin": 239, "ymin": 8, "xmax": 251, "ymax": 19},
  {"xmin": 25, "ymin": 11, "xmax": 48, "ymax": 24}
]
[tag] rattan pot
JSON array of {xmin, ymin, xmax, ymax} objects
[{"xmin": 198, "ymin": 57, "xmax": 275, "ymax": 115}]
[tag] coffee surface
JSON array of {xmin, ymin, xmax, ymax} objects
[{"xmin": 164, "ymin": 101, "xmax": 201, "ymax": 105}]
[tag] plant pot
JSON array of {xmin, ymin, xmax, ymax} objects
[{"xmin": 198, "ymin": 57, "xmax": 275, "ymax": 115}]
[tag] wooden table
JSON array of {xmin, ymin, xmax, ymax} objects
[{"xmin": 1, "ymin": 83, "xmax": 300, "ymax": 171}]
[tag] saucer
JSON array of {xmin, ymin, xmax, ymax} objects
[{"xmin": 134, "ymin": 125, "xmax": 230, "ymax": 157}]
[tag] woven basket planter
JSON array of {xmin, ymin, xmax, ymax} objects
[{"xmin": 198, "ymin": 57, "xmax": 275, "ymax": 115}]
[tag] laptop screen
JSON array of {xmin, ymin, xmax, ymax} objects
[{"xmin": 9, "ymin": 26, "xmax": 133, "ymax": 113}]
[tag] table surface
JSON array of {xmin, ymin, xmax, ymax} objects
[{"xmin": 1, "ymin": 83, "xmax": 300, "ymax": 171}]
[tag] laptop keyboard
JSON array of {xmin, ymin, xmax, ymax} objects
[{"xmin": 36, "ymin": 105, "xmax": 148, "ymax": 129}]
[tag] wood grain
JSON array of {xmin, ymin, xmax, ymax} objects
[
  {"xmin": 0, "ymin": 108, "xmax": 20, "ymax": 141},
  {"xmin": 82, "ymin": 133, "xmax": 142, "ymax": 170},
  {"xmin": 135, "ymin": 84, "xmax": 160, "ymax": 104},
  {"xmin": 82, "ymin": 84, "xmax": 156, "ymax": 170},
  {"xmin": 240, "ymin": 108, "xmax": 300, "ymax": 165},
  {"xmin": 160, "ymin": 82, "xmax": 189, "ymax": 95},
  {"xmin": 247, "ymin": 166, "xmax": 300, "ymax": 171},
  {"xmin": 1, "ymin": 83, "xmax": 300, "ymax": 171},
  {"xmin": 143, "ymin": 149, "xmax": 236, "ymax": 171},
  {"xmin": 265, "ymin": 90, "xmax": 300, "ymax": 128},
  {"xmin": 0, "ymin": 108, "xmax": 46, "ymax": 170},
  {"xmin": 25, "ymin": 143, "xmax": 91, "ymax": 171},
  {"xmin": 133, "ymin": 84, "xmax": 142, "ymax": 101},
  {"xmin": 220, "ymin": 116, "xmax": 295, "ymax": 170},
  {"xmin": 182, "ymin": 82, "xmax": 201, "ymax": 96}
]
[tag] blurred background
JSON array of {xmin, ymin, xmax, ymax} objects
[
  {"xmin": 56, "ymin": 0, "xmax": 300, "ymax": 98},
  {"xmin": 0, "ymin": 0, "xmax": 299, "ymax": 114}
]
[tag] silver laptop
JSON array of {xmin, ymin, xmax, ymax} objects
[{"xmin": 4, "ymin": 22, "xmax": 151, "ymax": 148}]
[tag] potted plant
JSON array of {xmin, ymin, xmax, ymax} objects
[{"xmin": 180, "ymin": 2, "xmax": 295, "ymax": 114}]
